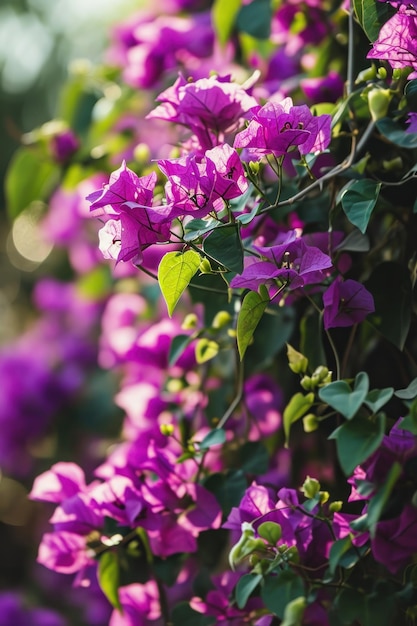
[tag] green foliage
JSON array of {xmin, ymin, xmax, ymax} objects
[
  {"xmin": 97, "ymin": 551, "xmax": 122, "ymax": 611},
  {"xmin": 158, "ymin": 250, "xmax": 201, "ymax": 316},
  {"xmin": 172, "ymin": 603, "xmax": 216, "ymax": 626},
  {"xmin": 236, "ymin": 286, "xmax": 270, "ymax": 360},
  {"xmin": 283, "ymin": 392, "xmax": 315, "ymax": 447},
  {"xmin": 318, "ymin": 372, "xmax": 369, "ymax": 420},
  {"xmin": 261, "ymin": 570, "xmax": 305, "ymax": 618},
  {"xmin": 236, "ymin": 0, "xmax": 272, "ymax": 39},
  {"xmin": 329, "ymin": 412, "xmax": 386, "ymax": 475},
  {"xmin": 203, "ymin": 224, "xmax": 244, "ymax": 273},
  {"xmin": 339, "ymin": 179, "xmax": 382, "ymax": 234},
  {"xmin": 199, "ymin": 428, "xmax": 226, "ymax": 450},
  {"xmin": 212, "ymin": 0, "xmax": 242, "ymax": 47},
  {"xmin": 235, "ymin": 573, "xmax": 263, "ymax": 608},
  {"xmin": 5, "ymin": 148, "xmax": 59, "ymax": 219},
  {"xmin": 352, "ymin": 0, "xmax": 395, "ymax": 42}
]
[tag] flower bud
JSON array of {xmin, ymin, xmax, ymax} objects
[
  {"xmin": 287, "ymin": 344, "xmax": 309, "ymax": 374},
  {"xmin": 302, "ymin": 476, "xmax": 320, "ymax": 499},
  {"xmin": 311, "ymin": 365, "xmax": 329, "ymax": 384},
  {"xmin": 303, "ymin": 413, "xmax": 319, "ymax": 433},
  {"xmin": 249, "ymin": 161, "xmax": 260, "ymax": 175},
  {"xmin": 133, "ymin": 142, "xmax": 151, "ymax": 165},
  {"xmin": 160, "ymin": 423, "xmax": 174, "ymax": 436},
  {"xmin": 182, "ymin": 313, "xmax": 198, "ymax": 330},
  {"xmin": 368, "ymin": 87, "xmax": 391, "ymax": 122},
  {"xmin": 199, "ymin": 258, "xmax": 214, "ymax": 274},
  {"xmin": 212, "ymin": 310, "xmax": 232, "ymax": 329},
  {"xmin": 300, "ymin": 376, "xmax": 313, "ymax": 391},
  {"xmin": 329, "ymin": 500, "xmax": 343, "ymax": 513}
]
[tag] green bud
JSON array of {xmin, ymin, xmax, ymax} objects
[
  {"xmin": 160, "ymin": 423, "xmax": 174, "ymax": 436},
  {"xmin": 355, "ymin": 65, "xmax": 377, "ymax": 84},
  {"xmin": 212, "ymin": 310, "xmax": 232, "ymax": 329},
  {"xmin": 133, "ymin": 142, "xmax": 151, "ymax": 165},
  {"xmin": 229, "ymin": 523, "xmax": 268, "ymax": 570},
  {"xmin": 199, "ymin": 258, "xmax": 214, "ymax": 274},
  {"xmin": 377, "ymin": 67, "xmax": 387, "ymax": 80},
  {"xmin": 166, "ymin": 379, "xmax": 184, "ymax": 393},
  {"xmin": 329, "ymin": 501, "xmax": 343, "ymax": 513},
  {"xmin": 382, "ymin": 157, "xmax": 403, "ymax": 172},
  {"xmin": 300, "ymin": 376, "xmax": 313, "ymax": 391},
  {"xmin": 303, "ymin": 413, "xmax": 319, "ymax": 433},
  {"xmin": 249, "ymin": 161, "xmax": 260, "ymax": 175},
  {"xmin": 181, "ymin": 313, "xmax": 198, "ymax": 330},
  {"xmin": 319, "ymin": 490, "xmax": 329, "ymax": 504},
  {"xmin": 287, "ymin": 344, "xmax": 309, "ymax": 374},
  {"xmin": 368, "ymin": 87, "xmax": 391, "ymax": 122},
  {"xmin": 311, "ymin": 365, "xmax": 329, "ymax": 384},
  {"xmin": 302, "ymin": 476, "xmax": 321, "ymax": 499},
  {"xmin": 257, "ymin": 521, "xmax": 282, "ymax": 545}
]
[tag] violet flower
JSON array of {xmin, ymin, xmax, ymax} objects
[
  {"xmin": 322, "ymin": 277, "xmax": 375, "ymax": 329},
  {"xmin": 158, "ymin": 144, "xmax": 248, "ymax": 219},
  {"xmin": 367, "ymin": 4, "xmax": 417, "ymax": 73},
  {"xmin": 233, "ymin": 97, "xmax": 331, "ymax": 159},
  {"xmin": 147, "ymin": 74, "xmax": 259, "ymax": 152},
  {"xmin": 230, "ymin": 232, "xmax": 332, "ymax": 294},
  {"xmin": 87, "ymin": 162, "xmax": 172, "ymax": 265},
  {"xmin": 406, "ymin": 111, "xmax": 417, "ymax": 133}
]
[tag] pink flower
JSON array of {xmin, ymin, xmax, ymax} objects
[{"xmin": 233, "ymin": 97, "xmax": 331, "ymax": 159}]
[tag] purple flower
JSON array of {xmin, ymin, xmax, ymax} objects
[
  {"xmin": 406, "ymin": 111, "xmax": 417, "ymax": 133},
  {"xmin": 109, "ymin": 582, "xmax": 161, "ymax": 626},
  {"xmin": 87, "ymin": 162, "xmax": 172, "ymax": 265},
  {"xmin": 0, "ymin": 593, "xmax": 66, "ymax": 626},
  {"xmin": 322, "ymin": 278, "xmax": 375, "ymax": 329},
  {"xmin": 372, "ymin": 504, "xmax": 417, "ymax": 573},
  {"xmin": 300, "ymin": 71, "xmax": 344, "ymax": 104},
  {"xmin": 50, "ymin": 129, "xmax": 79, "ymax": 163},
  {"xmin": 158, "ymin": 144, "xmax": 248, "ymax": 219},
  {"xmin": 147, "ymin": 74, "xmax": 258, "ymax": 151},
  {"xmin": 367, "ymin": 5, "xmax": 417, "ymax": 72},
  {"xmin": 230, "ymin": 231, "xmax": 332, "ymax": 294},
  {"xmin": 30, "ymin": 463, "xmax": 87, "ymax": 504},
  {"xmin": 233, "ymin": 97, "xmax": 331, "ymax": 159}
]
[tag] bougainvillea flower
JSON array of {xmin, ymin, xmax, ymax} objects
[
  {"xmin": 87, "ymin": 162, "xmax": 172, "ymax": 265},
  {"xmin": 147, "ymin": 74, "xmax": 259, "ymax": 151},
  {"xmin": 230, "ymin": 234, "xmax": 332, "ymax": 293},
  {"xmin": 406, "ymin": 111, "xmax": 417, "ymax": 133},
  {"xmin": 205, "ymin": 143, "xmax": 248, "ymax": 200},
  {"xmin": 109, "ymin": 581, "xmax": 161, "ymax": 626},
  {"xmin": 322, "ymin": 277, "xmax": 375, "ymax": 329},
  {"xmin": 233, "ymin": 97, "xmax": 331, "ymax": 159},
  {"xmin": 30, "ymin": 463, "xmax": 87, "ymax": 504},
  {"xmin": 367, "ymin": 5, "xmax": 417, "ymax": 72}
]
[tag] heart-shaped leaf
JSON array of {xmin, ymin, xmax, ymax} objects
[
  {"xmin": 364, "ymin": 387, "xmax": 394, "ymax": 414},
  {"xmin": 329, "ymin": 413, "xmax": 386, "ymax": 475},
  {"xmin": 319, "ymin": 372, "xmax": 369, "ymax": 420}
]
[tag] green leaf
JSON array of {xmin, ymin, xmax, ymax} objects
[
  {"xmin": 195, "ymin": 338, "xmax": 219, "ymax": 363},
  {"xmin": 261, "ymin": 570, "xmax": 305, "ymax": 619},
  {"xmin": 300, "ymin": 309, "xmax": 326, "ymax": 370},
  {"xmin": 237, "ymin": 288, "xmax": 269, "ymax": 360},
  {"xmin": 340, "ymin": 179, "xmax": 381, "ymax": 234},
  {"xmin": 169, "ymin": 334, "xmax": 194, "ymax": 367},
  {"xmin": 334, "ymin": 228, "xmax": 370, "ymax": 253},
  {"xmin": 236, "ymin": 0, "xmax": 272, "ymax": 39},
  {"xmin": 246, "ymin": 305, "xmax": 295, "ymax": 370},
  {"xmin": 319, "ymin": 372, "xmax": 369, "ymax": 420},
  {"xmin": 257, "ymin": 522, "xmax": 282, "ymax": 545},
  {"xmin": 199, "ymin": 428, "xmax": 226, "ymax": 450},
  {"xmin": 183, "ymin": 217, "xmax": 218, "ymax": 242},
  {"xmin": 172, "ymin": 602, "xmax": 216, "ymax": 626},
  {"xmin": 365, "ymin": 261, "xmax": 412, "ymax": 350},
  {"xmin": 283, "ymin": 392, "xmax": 315, "ymax": 447},
  {"xmin": 203, "ymin": 224, "xmax": 243, "ymax": 273},
  {"xmin": 329, "ymin": 413, "xmax": 386, "ymax": 475},
  {"xmin": 158, "ymin": 250, "xmax": 201, "ymax": 316},
  {"xmin": 212, "ymin": 0, "xmax": 241, "ymax": 46},
  {"xmin": 281, "ymin": 596, "xmax": 307, "ymax": 626},
  {"xmin": 204, "ymin": 470, "xmax": 247, "ymax": 516},
  {"xmin": 377, "ymin": 117, "xmax": 417, "ymax": 148},
  {"xmin": 5, "ymin": 148, "xmax": 59, "ymax": 220},
  {"xmin": 239, "ymin": 441, "xmax": 269, "ymax": 474},
  {"xmin": 97, "ymin": 551, "xmax": 121, "ymax": 611},
  {"xmin": 364, "ymin": 387, "xmax": 394, "ymax": 413},
  {"xmin": 366, "ymin": 462, "xmax": 402, "ymax": 536},
  {"xmin": 329, "ymin": 536, "xmax": 353, "ymax": 576},
  {"xmin": 352, "ymin": 0, "xmax": 395, "ymax": 42},
  {"xmin": 235, "ymin": 573, "xmax": 263, "ymax": 609},
  {"xmin": 395, "ymin": 377, "xmax": 417, "ymax": 400}
]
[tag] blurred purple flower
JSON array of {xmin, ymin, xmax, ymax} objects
[
  {"xmin": 323, "ymin": 277, "xmax": 374, "ymax": 329},
  {"xmin": 0, "ymin": 593, "xmax": 66, "ymax": 626},
  {"xmin": 406, "ymin": 111, "xmax": 417, "ymax": 133}
]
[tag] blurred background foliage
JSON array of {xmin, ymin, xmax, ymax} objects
[{"xmin": 0, "ymin": 0, "xmax": 138, "ymax": 339}]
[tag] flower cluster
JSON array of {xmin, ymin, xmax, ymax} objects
[{"xmin": 4, "ymin": 0, "xmax": 417, "ymax": 624}]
